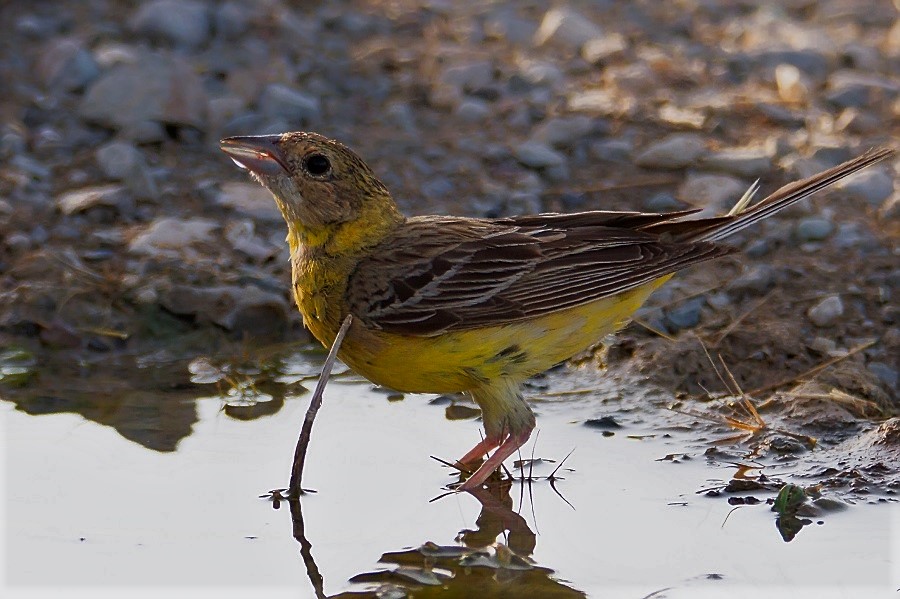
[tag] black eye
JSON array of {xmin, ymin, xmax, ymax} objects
[{"xmin": 304, "ymin": 153, "xmax": 331, "ymax": 177}]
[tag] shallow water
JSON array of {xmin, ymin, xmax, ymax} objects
[{"xmin": 2, "ymin": 348, "xmax": 896, "ymax": 598}]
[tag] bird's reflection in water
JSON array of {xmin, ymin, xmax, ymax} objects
[{"xmin": 284, "ymin": 480, "xmax": 585, "ymax": 598}]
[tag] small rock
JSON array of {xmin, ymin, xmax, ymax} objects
[
  {"xmin": 729, "ymin": 264, "xmax": 775, "ymax": 294},
  {"xmin": 5, "ymin": 233, "xmax": 31, "ymax": 253},
  {"xmin": 644, "ymin": 192, "xmax": 681, "ymax": 212},
  {"xmin": 701, "ymin": 148, "xmax": 773, "ymax": 178},
  {"xmin": 516, "ymin": 59, "xmax": 564, "ymax": 88},
  {"xmin": 836, "ymin": 168, "xmax": 894, "ymax": 206},
  {"xmin": 514, "ymin": 142, "xmax": 566, "ymax": 169},
  {"xmin": 678, "ymin": 173, "xmax": 747, "ymax": 213},
  {"xmin": 808, "ymin": 337, "xmax": 837, "ymax": 355},
  {"xmin": 484, "ymin": 9, "xmax": 537, "ymax": 44},
  {"xmin": 867, "ymin": 362, "xmax": 897, "ymax": 390},
  {"xmin": 214, "ymin": 0, "xmax": 251, "ymax": 38},
  {"xmin": 529, "ymin": 115, "xmax": 598, "ymax": 148},
  {"xmin": 78, "ymin": 53, "xmax": 208, "ymax": 131},
  {"xmin": 96, "ymin": 141, "xmax": 141, "ymax": 180},
  {"xmin": 581, "ymin": 33, "xmax": 628, "ymax": 64},
  {"xmin": 533, "ymin": 6, "xmax": 603, "ymax": 49},
  {"xmin": 455, "ymin": 99, "xmax": 491, "ymax": 122},
  {"xmin": 568, "ymin": 89, "xmax": 630, "ymax": 116},
  {"xmin": 808, "ymin": 295, "xmax": 844, "ymax": 327},
  {"xmin": 57, "ymin": 184, "xmax": 125, "ymax": 215},
  {"xmin": 36, "ymin": 38, "xmax": 100, "ymax": 92},
  {"xmin": 438, "ymin": 61, "xmax": 494, "ymax": 92},
  {"xmin": 160, "ymin": 284, "xmax": 288, "ymax": 337},
  {"xmin": 666, "ymin": 297, "xmax": 705, "ymax": 331},
  {"xmin": 422, "ymin": 177, "xmax": 455, "ymax": 199},
  {"xmin": 224, "ymin": 220, "xmax": 277, "ymax": 262},
  {"xmin": 796, "ymin": 217, "xmax": 833, "ymax": 242},
  {"xmin": 129, "ymin": 0, "xmax": 211, "ymax": 49},
  {"xmin": 589, "ymin": 139, "xmax": 632, "ymax": 162},
  {"xmin": 128, "ymin": 217, "xmax": 218, "ymax": 258},
  {"xmin": 258, "ymin": 84, "xmax": 321, "ymax": 123},
  {"xmin": 216, "ymin": 182, "xmax": 282, "ymax": 222},
  {"xmin": 635, "ymin": 134, "xmax": 706, "ymax": 170}
]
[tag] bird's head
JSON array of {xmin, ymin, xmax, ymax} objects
[{"xmin": 220, "ymin": 132, "xmax": 401, "ymax": 244}]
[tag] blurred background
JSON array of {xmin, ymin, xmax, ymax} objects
[{"xmin": 1, "ymin": 1, "xmax": 898, "ymax": 596}]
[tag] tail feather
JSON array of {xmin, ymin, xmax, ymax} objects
[{"xmin": 645, "ymin": 147, "xmax": 895, "ymax": 243}]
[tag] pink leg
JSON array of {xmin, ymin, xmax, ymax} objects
[
  {"xmin": 457, "ymin": 434, "xmax": 502, "ymax": 466},
  {"xmin": 458, "ymin": 427, "xmax": 534, "ymax": 492}
]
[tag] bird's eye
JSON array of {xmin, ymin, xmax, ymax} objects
[{"xmin": 304, "ymin": 153, "xmax": 331, "ymax": 177}]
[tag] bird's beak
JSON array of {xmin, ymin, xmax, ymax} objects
[{"xmin": 220, "ymin": 135, "xmax": 290, "ymax": 176}]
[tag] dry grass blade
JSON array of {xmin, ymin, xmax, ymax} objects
[
  {"xmin": 288, "ymin": 314, "xmax": 353, "ymax": 497},
  {"xmin": 633, "ymin": 317, "xmax": 676, "ymax": 341},
  {"xmin": 784, "ymin": 387, "xmax": 883, "ymax": 419},
  {"xmin": 710, "ymin": 289, "xmax": 775, "ymax": 348}
]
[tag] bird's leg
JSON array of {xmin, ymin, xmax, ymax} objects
[
  {"xmin": 458, "ymin": 427, "xmax": 533, "ymax": 492},
  {"xmin": 457, "ymin": 433, "xmax": 503, "ymax": 466}
]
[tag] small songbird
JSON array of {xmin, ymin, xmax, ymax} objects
[{"xmin": 220, "ymin": 132, "xmax": 892, "ymax": 491}]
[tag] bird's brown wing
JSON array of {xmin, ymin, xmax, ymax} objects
[{"xmin": 345, "ymin": 214, "xmax": 730, "ymax": 336}]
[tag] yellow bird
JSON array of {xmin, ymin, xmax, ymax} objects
[{"xmin": 220, "ymin": 132, "xmax": 892, "ymax": 491}]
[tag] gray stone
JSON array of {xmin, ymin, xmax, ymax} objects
[
  {"xmin": 635, "ymin": 135, "xmax": 707, "ymax": 169},
  {"xmin": 96, "ymin": 141, "xmax": 141, "ymax": 180},
  {"xmin": 826, "ymin": 85, "xmax": 871, "ymax": 109},
  {"xmin": 484, "ymin": 9, "xmax": 537, "ymax": 44},
  {"xmin": 796, "ymin": 217, "xmax": 834, "ymax": 242},
  {"xmin": 666, "ymin": 297, "xmax": 705, "ymax": 331},
  {"xmin": 836, "ymin": 168, "xmax": 894, "ymax": 206},
  {"xmin": 533, "ymin": 7, "xmax": 603, "ymax": 49},
  {"xmin": 517, "ymin": 60, "xmax": 564, "ymax": 88},
  {"xmin": 258, "ymin": 84, "xmax": 321, "ymax": 123},
  {"xmin": 160, "ymin": 284, "xmax": 288, "ymax": 336},
  {"xmin": 216, "ymin": 182, "xmax": 282, "ymax": 222},
  {"xmin": 867, "ymin": 362, "xmax": 898, "ymax": 390},
  {"xmin": 514, "ymin": 142, "xmax": 566, "ymax": 169},
  {"xmin": 36, "ymin": 38, "xmax": 100, "ymax": 92},
  {"xmin": 128, "ymin": 217, "xmax": 219, "ymax": 258},
  {"xmin": 439, "ymin": 61, "xmax": 494, "ymax": 92},
  {"xmin": 224, "ymin": 220, "xmax": 278, "ymax": 262},
  {"xmin": 455, "ymin": 99, "xmax": 491, "ymax": 123},
  {"xmin": 644, "ymin": 192, "xmax": 681, "ymax": 212},
  {"xmin": 422, "ymin": 177, "xmax": 455, "ymax": 199},
  {"xmin": 701, "ymin": 148, "xmax": 773, "ymax": 178},
  {"xmin": 678, "ymin": 173, "xmax": 747, "ymax": 213},
  {"xmin": 78, "ymin": 54, "xmax": 208, "ymax": 131},
  {"xmin": 529, "ymin": 115, "xmax": 597, "ymax": 148},
  {"xmin": 214, "ymin": 0, "xmax": 251, "ymax": 38},
  {"xmin": 129, "ymin": 0, "xmax": 211, "ymax": 49},
  {"xmin": 589, "ymin": 139, "xmax": 632, "ymax": 162},
  {"xmin": 729, "ymin": 264, "xmax": 775, "ymax": 294},
  {"xmin": 808, "ymin": 295, "xmax": 844, "ymax": 327}
]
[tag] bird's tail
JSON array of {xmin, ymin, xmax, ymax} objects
[{"xmin": 644, "ymin": 147, "xmax": 895, "ymax": 243}]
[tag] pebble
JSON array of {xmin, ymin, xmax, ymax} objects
[
  {"xmin": 129, "ymin": 0, "xmax": 211, "ymax": 49},
  {"xmin": 128, "ymin": 217, "xmax": 219, "ymax": 258},
  {"xmin": 867, "ymin": 362, "xmax": 898, "ymax": 391},
  {"xmin": 258, "ymin": 84, "xmax": 321, "ymax": 123},
  {"xmin": 454, "ymin": 99, "xmax": 491, "ymax": 123},
  {"xmin": 589, "ymin": 139, "xmax": 633, "ymax": 162},
  {"xmin": 774, "ymin": 64, "xmax": 809, "ymax": 103},
  {"xmin": 729, "ymin": 264, "xmax": 776, "ymax": 294},
  {"xmin": 635, "ymin": 134, "xmax": 707, "ymax": 170},
  {"xmin": 533, "ymin": 6, "xmax": 603, "ymax": 50},
  {"xmin": 160, "ymin": 284, "xmax": 288, "ymax": 337},
  {"xmin": 216, "ymin": 182, "xmax": 282, "ymax": 222},
  {"xmin": 96, "ymin": 141, "xmax": 141, "ymax": 180},
  {"xmin": 56, "ymin": 184, "xmax": 125, "ymax": 215},
  {"xmin": 666, "ymin": 297, "xmax": 705, "ymax": 332},
  {"xmin": 78, "ymin": 54, "xmax": 208, "ymax": 132},
  {"xmin": 808, "ymin": 295, "xmax": 844, "ymax": 327},
  {"xmin": 514, "ymin": 141, "xmax": 566, "ymax": 169},
  {"xmin": 678, "ymin": 173, "xmax": 748, "ymax": 213},
  {"xmin": 701, "ymin": 147, "xmax": 773, "ymax": 178},
  {"xmin": 224, "ymin": 220, "xmax": 277, "ymax": 262},
  {"xmin": 795, "ymin": 217, "xmax": 834, "ymax": 242},
  {"xmin": 36, "ymin": 38, "xmax": 100, "ymax": 92},
  {"xmin": 438, "ymin": 61, "xmax": 494, "ymax": 92},
  {"xmin": 836, "ymin": 168, "xmax": 894, "ymax": 206},
  {"xmin": 528, "ymin": 115, "xmax": 598, "ymax": 148}
]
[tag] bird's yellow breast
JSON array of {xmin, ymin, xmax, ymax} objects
[{"xmin": 334, "ymin": 276, "xmax": 671, "ymax": 394}]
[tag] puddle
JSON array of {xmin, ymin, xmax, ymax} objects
[{"xmin": 2, "ymin": 348, "xmax": 897, "ymax": 598}]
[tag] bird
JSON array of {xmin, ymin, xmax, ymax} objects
[{"xmin": 220, "ymin": 131, "xmax": 893, "ymax": 491}]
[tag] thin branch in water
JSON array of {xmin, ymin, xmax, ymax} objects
[{"xmin": 288, "ymin": 314, "xmax": 354, "ymax": 497}]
